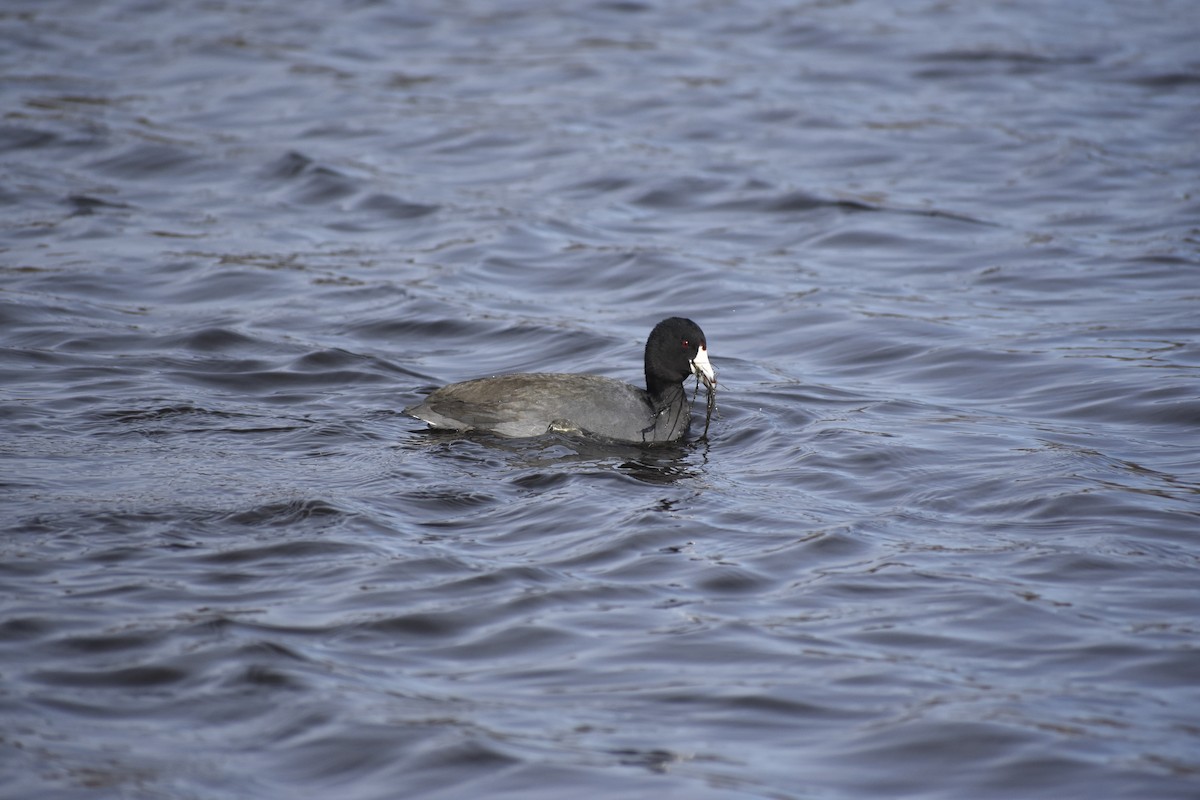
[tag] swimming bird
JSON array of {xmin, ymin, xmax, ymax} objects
[{"xmin": 404, "ymin": 317, "xmax": 715, "ymax": 443}]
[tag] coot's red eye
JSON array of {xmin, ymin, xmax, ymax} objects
[{"xmin": 681, "ymin": 339, "xmax": 689, "ymax": 348}]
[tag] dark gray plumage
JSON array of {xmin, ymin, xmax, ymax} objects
[{"xmin": 404, "ymin": 317, "xmax": 715, "ymax": 443}]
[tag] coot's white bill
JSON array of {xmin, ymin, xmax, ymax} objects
[{"xmin": 691, "ymin": 343, "xmax": 715, "ymax": 390}]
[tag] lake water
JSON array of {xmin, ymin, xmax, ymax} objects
[{"xmin": 2, "ymin": 1, "xmax": 1198, "ymax": 798}]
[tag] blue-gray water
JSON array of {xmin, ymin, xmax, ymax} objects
[{"xmin": 2, "ymin": 1, "xmax": 1198, "ymax": 798}]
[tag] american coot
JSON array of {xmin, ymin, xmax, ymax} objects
[{"xmin": 404, "ymin": 317, "xmax": 716, "ymax": 443}]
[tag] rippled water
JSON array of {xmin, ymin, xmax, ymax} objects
[{"xmin": 3, "ymin": 1, "xmax": 1199, "ymax": 798}]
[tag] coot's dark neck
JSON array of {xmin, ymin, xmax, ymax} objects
[{"xmin": 646, "ymin": 378, "xmax": 686, "ymax": 410}]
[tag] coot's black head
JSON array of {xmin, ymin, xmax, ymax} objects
[{"xmin": 644, "ymin": 317, "xmax": 715, "ymax": 398}]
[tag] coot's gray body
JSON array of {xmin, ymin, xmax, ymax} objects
[
  {"xmin": 407, "ymin": 373, "xmax": 694, "ymax": 441},
  {"xmin": 404, "ymin": 317, "xmax": 715, "ymax": 443}
]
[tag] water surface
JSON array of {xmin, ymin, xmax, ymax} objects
[{"xmin": 2, "ymin": 1, "xmax": 1199, "ymax": 798}]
